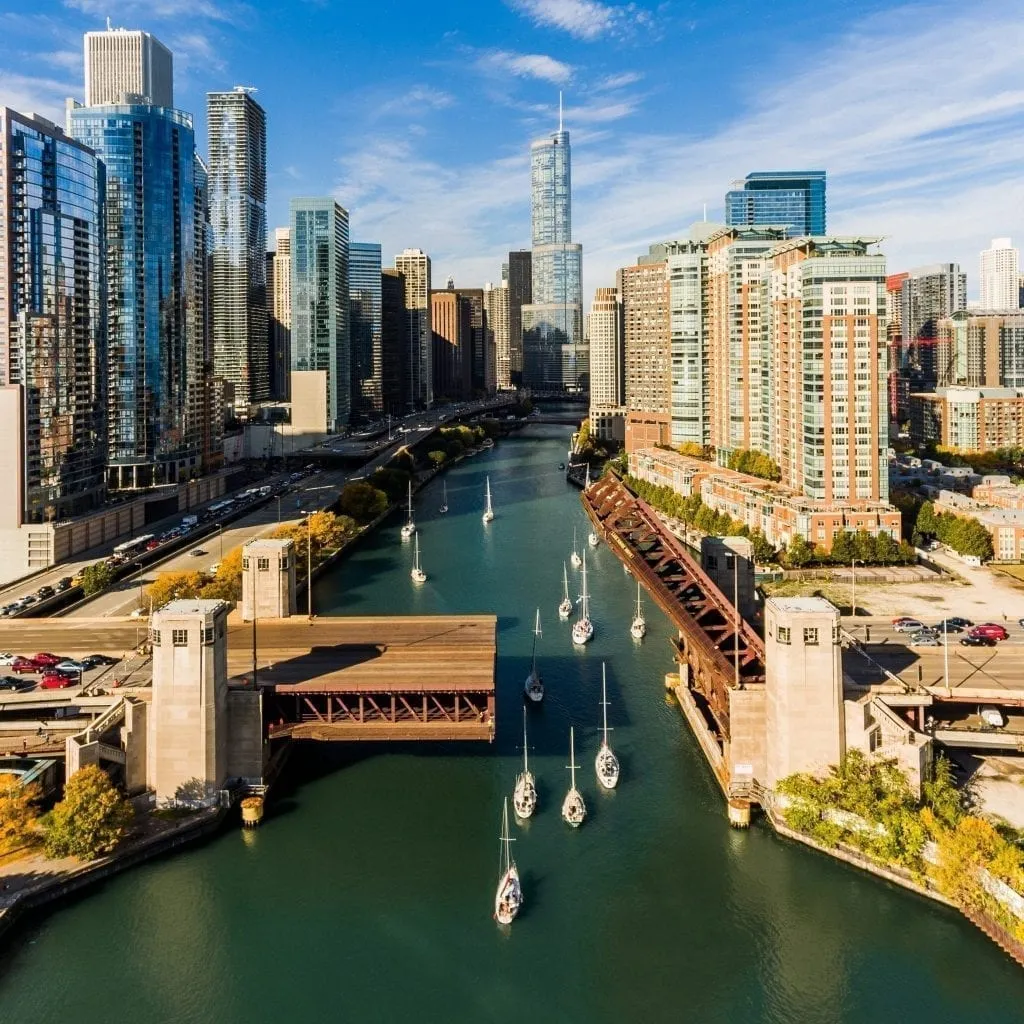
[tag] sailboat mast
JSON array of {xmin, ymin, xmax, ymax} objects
[
  {"xmin": 602, "ymin": 664, "xmax": 608, "ymax": 744},
  {"xmin": 522, "ymin": 709, "xmax": 529, "ymax": 773},
  {"xmin": 570, "ymin": 726, "xmax": 576, "ymax": 788}
]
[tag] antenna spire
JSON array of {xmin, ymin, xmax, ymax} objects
[
  {"xmin": 703, "ymin": 203, "xmax": 707, "ymax": 222},
  {"xmin": 559, "ymin": 91, "xmax": 563, "ymax": 132}
]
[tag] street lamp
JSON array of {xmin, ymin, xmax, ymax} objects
[
  {"xmin": 299, "ymin": 510, "xmax": 315, "ymax": 621},
  {"xmin": 851, "ymin": 558, "xmax": 863, "ymax": 618}
]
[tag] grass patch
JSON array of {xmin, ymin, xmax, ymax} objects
[
  {"xmin": 995, "ymin": 564, "xmax": 1024, "ymax": 582},
  {"xmin": 150, "ymin": 807, "xmax": 199, "ymax": 822}
]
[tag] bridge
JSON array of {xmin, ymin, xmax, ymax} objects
[{"xmin": 580, "ymin": 472, "xmax": 765, "ymax": 743}]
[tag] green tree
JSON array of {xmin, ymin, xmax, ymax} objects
[
  {"xmin": 854, "ymin": 529, "xmax": 878, "ymax": 565},
  {"xmin": 830, "ymin": 530, "xmax": 856, "ymax": 565},
  {"xmin": 338, "ymin": 482, "xmax": 388, "ymax": 524},
  {"xmin": 785, "ymin": 536, "xmax": 814, "ymax": 568},
  {"xmin": 874, "ymin": 531, "xmax": 900, "ymax": 564},
  {"xmin": 915, "ymin": 501, "xmax": 938, "ymax": 539},
  {"xmin": 44, "ymin": 765, "xmax": 134, "ymax": 860},
  {"xmin": 370, "ymin": 467, "xmax": 412, "ymax": 503},
  {"xmin": 749, "ymin": 529, "xmax": 776, "ymax": 565},
  {"xmin": 81, "ymin": 561, "xmax": 116, "ymax": 596},
  {"xmin": 0, "ymin": 780, "xmax": 40, "ymax": 853},
  {"xmin": 427, "ymin": 450, "xmax": 446, "ymax": 467},
  {"xmin": 955, "ymin": 517, "xmax": 994, "ymax": 560}
]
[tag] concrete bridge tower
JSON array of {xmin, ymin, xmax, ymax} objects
[{"xmin": 241, "ymin": 537, "xmax": 296, "ymax": 621}]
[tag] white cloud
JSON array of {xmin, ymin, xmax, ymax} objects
[
  {"xmin": 475, "ymin": 50, "xmax": 574, "ymax": 85},
  {"xmin": 168, "ymin": 32, "xmax": 227, "ymax": 74},
  {"xmin": 37, "ymin": 50, "xmax": 82, "ymax": 72},
  {"xmin": 64, "ymin": 0, "xmax": 241, "ymax": 23},
  {"xmin": 0, "ymin": 69, "xmax": 77, "ymax": 123},
  {"xmin": 376, "ymin": 86, "xmax": 455, "ymax": 117},
  {"xmin": 596, "ymin": 71, "xmax": 641, "ymax": 90},
  {"xmin": 508, "ymin": 0, "xmax": 652, "ymax": 40}
]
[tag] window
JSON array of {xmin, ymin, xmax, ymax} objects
[
  {"xmin": 803, "ymin": 627, "xmax": 819, "ymax": 645},
  {"xmin": 149, "ymin": 629, "xmax": 161, "ymax": 646},
  {"xmin": 242, "ymin": 556, "xmax": 250, "ymax": 570},
  {"xmin": 706, "ymin": 555, "xmax": 717, "ymax": 570},
  {"xmin": 203, "ymin": 626, "xmax": 215, "ymax": 645},
  {"xmin": 777, "ymin": 626, "xmax": 791, "ymax": 645},
  {"xmin": 172, "ymin": 628, "xmax": 188, "ymax": 647},
  {"xmin": 257, "ymin": 557, "xmax": 270, "ymax": 571}
]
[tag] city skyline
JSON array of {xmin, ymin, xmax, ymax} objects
[{"xmin": 1, "ymin": 1, "xmax": 1022, "ymax": 304}]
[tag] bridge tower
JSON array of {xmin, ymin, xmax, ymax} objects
[
  {"xmin": 241, "ymin": 537, "xmax": 296, "ymax": 621},
  {"xmin": 148, "ymin": 599, "xmax": 230, "ymax": 807}
]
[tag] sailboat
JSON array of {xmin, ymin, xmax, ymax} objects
[
  {"xmin": 595, "ymin": 664, "xmax": 620, "ymax": 790},
  {"xmin": 410, "ymin": 534, "xmax": 427, "ymax": 583},
  {"xmin": 524, "ymin": 609, "xmax": 544, "ymax": 703},
  {"xmin": 630, "ymin": 580, "xmax": 647, "ymax": 641},
  {"xmin": 561, "ymin": 726, "xmax": 586, "ymax": 827},
  {"xmin": 557, "ymin": 562, "xmax": 573, "ymax": 620},
  {"xmin": 482, "ymin": 476, "xmax": 495, "ymax": 524},
  {"xmin": 494, "ymin": 799, "xmax": 522, "ymax": 924},
  {"xmin": 400, "ymin": 481, "xmax": 416, "ymax": 540},
  {"xmin": 584, "ymin": 464, "xmax": 591, "ymax": 490},
  {"xmin": 439, "ymin": 481, "xmax": 448, "ymax": 515},
  {"xmin": 588, "ymin": 526, "xmax": 599, "ymax": 548},
  {"xmin": 571, "ymin": 552, "xmax": 594, "ymax": 646},
  {"xmin": 570, "ymin": 527, "xmax": 582, "ymax": 569},
  {"xmin": 513, "ymin": 709, "xmax": 537, "ymax": 818}
]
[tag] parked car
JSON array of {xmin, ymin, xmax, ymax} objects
[
  {"xmin": 83, "ymin": 654, "xmax": 119, "ymax": 668},
  {"xmin": 0, "ymin": 605, "xmax": 17, "ymax": 616},
  {"xmin": 960, "ymin": 635, "xmax": 997, "ymax": 648},
  {"xmin": 970, "ymin": 623, "xmax": 1010, "ymax": 641},
  {"xmin": 40, "ymin": 672, "xmax": 75, "ymax": 690},
  {"xmin": 910, "ymin": 631, "xmax": 942, "ymax": 646},
  {"xmin": 0, "ymin": 676, "xmax": 31, "ymax": 691},
  {"xmin": 894, "ymin": 619, "xmax": 926, "ymax": 633},
  {"xmin": 980, "ymin": 706, "xmax": 1006, "ymax": 728},
  {"xmin": 10, "ymin": 658, "xmax": 40, "ymax": 674},
  {"xmin": 892, "ymin": 616, "xmax": 918, "ymax": 626},
  {"xmin": 932, "ymin": 621, "xmax": 964, "ymax": 633},
  {"xmin": 0, "ymin": 653, "xmax": 17, "ymax": 666},
  {"xmin": 32, "ymin": 652, "xmax": 62, "ymax": 667},
  {"xmin": 54, "ymin": 660, "xmax": 88, "ymax": 674},
  {"xmin": 946, "ymin": 617, "xmax": 974, "ymax": 629},
  {"xmin": 190, "ymin": 548, "xmax": 206, "ymax": 557}
]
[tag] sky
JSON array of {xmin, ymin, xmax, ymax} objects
[{"xmin": 2, "ymin": 0, "xmax": 1023, "ymax": 306}]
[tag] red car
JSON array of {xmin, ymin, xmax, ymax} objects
[
  {"xmin": 33, "ymin": 652, "xmax": 61, "ymax": 667},
  {"xmin": 40, "ymin": 672, "xmax": 74, "ymax": 689},
  {"xmin": 11, "ymin": 657, "xmax": 41, "ymax": 674},
  {"xmin": 970, "ymin": 623, "xmax": 1009, "ymax": 641}
]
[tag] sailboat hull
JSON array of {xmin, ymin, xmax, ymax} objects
[
  {"xmin": 557, "ymin": 601, "xmax": 572, "ymax": 620},
  {"xmin": 524, "ymin": 671, "xmax": 544, "ymax": 702},
  {"xmin": 596, "ymin": 746, "xmax": 620, "ymax": 789},
  {"xmin": 513, "ymin": 772, "xmax": 537, "ymax": 818},
  {"xmin": 494, "ymin": 866, "xmax": 522, "ymax": 924},
  {"xmin": 561, "ymin": 789, "xmax": 586, "ymax": 827},
  {"xmin": 631, "ymin": 619, "xmax": 646, "ymax": 640},
  {"xmin": 571, "ymin": 620, "xmax": 594, "ymax": 646}
]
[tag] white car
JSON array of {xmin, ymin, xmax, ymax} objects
[
  {"xmin": 980, "ymin": 706, "xmax": 1006, "ymax": 729},
  {"xmin": 0, "ymin": 652, "xmax": 17, "ymax": 666}
]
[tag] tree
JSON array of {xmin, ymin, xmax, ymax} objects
[
  {"xmin": 44, "ymin": 765, "xmax": 134, "ymax": 860},
  {"xmin": 854, "ymin": 529, "xmax": 878, "ymax": 566},
  {"xmin": 427, "ymin": 450, "xmax": 446, "ymax": 467},
  {"xmin": 146, "ymin": 570, "xmax": 207, "ymax": 610},
  {"xmin": 370, "ymin": 467, "xmax": 412, "ymax": 503},
  {"xmin": 956, "ymin": 518, "xmax": 994, "ymax": 561},
  {"xmin": 874, "ymin": 531, "xmax": 900, "ymax": 565},
  {"xmin": 677, "ymin": 442, "xmax": 709, "ymax": 460},
  {"xmin": 830, "ymin": 530, "xmax": 856, "ymax": 565},
  {"xmin": 339, "ymin": 481, "xmax": 388, "ymax": 524},
  {"xmin": 0, "ymin": 780, "xmax": 40, "ymax": 853},
  {"xmin": 915, "ymin": 501, "xmax": 938, "ymax": 539},
  {"xmin": 749, "ymin": 529, "xmax": 776, "ymax": 565},
  {"xmin": 81, "ymin": 561, "xmax": 116, "ymax": 596},
  {"xmin": 785, "ymin": 536, "xmax": 814, "ymax": 568},
  {"xmin": 198, "ymin": 546, "xmax": 244, "ymax": 601}
]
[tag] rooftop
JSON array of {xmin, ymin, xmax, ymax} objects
[{"xmin": 768, "ymin": 596, "xmax": 839, "ymax": 615}]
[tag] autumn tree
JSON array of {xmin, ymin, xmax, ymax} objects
[
  {"xmin": 339, "ymin": 482, "xmax": 388, "ymax": 524},
  {"xmin": 145, "ymin": 570, "xmax": 207, "ymax": 610},
  {"xmin": 0, "ymin": 779, "xmax": 40, "ymax": 853},
  {"xmin": 199, "ymin": 546, "xmax": 244, "ymax": 601},
  {"xmin": 81, "ymin": 561, "xmax": 116, "ymax": 596},
  {"xmin": 44, "ymin": 765, "xmax": 134, "ymax": 860}
]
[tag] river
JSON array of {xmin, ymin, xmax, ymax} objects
[{"xmin": 2, "ymin": 424, "xmax": 1024, "ymax": 1023}]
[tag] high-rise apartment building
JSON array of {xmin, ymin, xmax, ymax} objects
[
  {"xmin": 459, "ymin": 287, "xmax": 488, "ymax": 395},
  {"xmin": 0, "ymin": 110, "xmax": 106, "ymax": 532},
  {"xmin": 208, "ymin": 87, "xmax": 268, "ymax": 409},
  {"xmin": 521, "ymin": 122, "xmax": 586, "ymax": 392},
  {"xmin": 431, "ymin": 287, "xmax": 473, "ymax": 401},
  {"xmin": 84, "ymin": 27, "xmax": 173, "ymax": 107},
  {"xmin": 71, "ymin": 102, "xmax": 202, "ymax": 488},
  {"xmin": 505, "ymin": 250, "xmax": 532, "ymax": 387},
  {"xmin": 269, "ymin": 227, "xmax": 291, "ymax": 401},
  {"xmin": 885, "ymin": 272, "xmax": 909, "ymax": 421},
  {"xmin": 484, "ymin": 282, "xmax": 511, "ymax": 391},
  {"xmin": 937, "ymin": 311, "xmax": 1024, "ymax": 389},
  {"xmin": 588, "ymin": 287, "xmax": 623, "ymax": 408},
  {"xmin": 980, "ymin": 238, "xmax": 1020, "ymax": 310},
  {"xmin": 381, "ymin": 268, "xmax": 408, "ymax": 416},
  {"xmin": 725, "ymin": 171, "xmax": 826, "ymax": 237},
  {"xmin": 290, "ymin": 199, "xmax": 350, "ymax": 431},
  {"xmin": 620, "ymin": 261, "xmax": 670, "ymax": 450},
  {"xmin": 349, "ymin": 242, "xmax": 383, "ymax": 417},
  {"xmin": 899, "ymin": 263, "xmax": 966, "ymax": 388},
  {"xmin": 394, "ymin": 248, "xmax": 432, "ymax": 409}
]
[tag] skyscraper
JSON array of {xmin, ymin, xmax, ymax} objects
[
  {"xmin": 505, "ymin": 250, "xmax": 531, "ymax": 387},
  {"xmin": 290, "ymin": 199, "xmax": 350, "ymax": 431},
  {"xmin": 0, "ymin": 109, "xmax": 106, "ymax": 527},
  {"xmin": 208, "ymin": 87, "xmax": 268, "ymax": 409},
  {"xmin": 484, "ymin": 281, "xmax": 511, "ymax": 391},
  {"xmin": 394, "ymin": 248, "xmax": 432, "ymax": 409},
  {"xmin": 899, "ymin": 263, "xmax": 967, "ymax": 388},
  {"xmin": 84, "ymin": 27, "xmax": 173, "ymax": 106},
  {"xmin": 521, "ymin": 119, "xmax": 585, "ymax": 392},
  {"xmin": 269, "ymin": 227, "xmax": 291, "ymax": 400},
  {"xmin": 431, "ymin": 287, "xmax": 473, "ymax": 401},
  {"xmin": 620, "ymin": 262, "xmax": 670, "ymax": 449},
  {"xmin": 349, "ymin": 242, "xmax": 383, "ymax": 417},
  {"xmin": 381, "ymin": 269, "xmax": 408, "ymax": 416},
  {"xmin": 459, "ymin": 287, "xmax": 488, "ymax": 395},
  {"xmin": 588, "ymin": 287, "xmax": 623, "ymax": 408},
  {"xmin": 725, "ymin": 171, "xmax": 826, "ymax": 237},
  {"xmin": 980, "ymin": 238, "xmax": 1021, "ymax": 310},
  {"xmin": 71, "ymin": 102, "xmax": 201, "ymax": 488}
]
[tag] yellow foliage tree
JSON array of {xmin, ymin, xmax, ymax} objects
[
  {"xmin": 145, "ymin": 570, "xmax": 207, "ymax": 610},
  {"xmin": 199, "ymin": 546, "xmax": 243, "ymax": 601},
  {"xmin": 0, "ymin": 778, "xmax": 40, "ymax": 853}
]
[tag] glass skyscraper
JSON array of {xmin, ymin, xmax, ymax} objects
[
  {"xmin": 725, "ymin": 171, "xmax": 826, "ymax": 237},
  {"xmin": 349, "ymin": 242, "xmax": 383, "ymax": 417},
  {"xmin": 70, "ymin": 102, "xmax": 201, "ymax": 489},
  {"xmin": 522, "ymin": 125, "xmax": 585, "ymax": 392},
  {"xmin": 290, "ymin": 198, "xmax": 350, "ymax": 430},
  {"xmin": 208, "ymin": 88, "xmax": 268, "ymax": 409},
  {"xmin": 0, "ymin": 109, "xmax": 107, "ymax": 521}
]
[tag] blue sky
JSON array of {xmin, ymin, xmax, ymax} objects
[{"xmin": 3, "ymin": 0, "xmax": 1023, "ymax": 304}]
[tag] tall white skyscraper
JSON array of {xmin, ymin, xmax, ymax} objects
[
  {"xmin": 980, "ymin": 237, "xmax": 1020, "ymax": 310},
  {"xmin": 588, "ymin": 287, "xmax": 622, "ymax": 407},
  {"xmin": 84, "ymin": 27, "xmax": 173, "ymax": 107}
]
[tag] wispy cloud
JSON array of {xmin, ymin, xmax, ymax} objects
[
  {"xmin": 0, "ymin": 69, "xmax": 77, "ymax": 123},
  {"xmin": 508, "ymin": 0, "xmax": 653, "ymax": 40},
  {"xmin": 474, "ymin": 49, "xmax": 574, "ymax": 85},
  {"xmin": 168, "ymin": 32, "xmax": 227, "ymax": 75},
  {"xmin": 64, "ymin": 0, "xmax": 242, "ymax": 24},
  {"xmin": 37, "ymin": 49, "xmax": 82, "ymax": 71},
  {"xmin": 376, "ymin": 86, "xmax": 455, "ymax": 117},
  {"xmin": 595, "ymin": 70, "xmax": 642, "ymax": 90}
]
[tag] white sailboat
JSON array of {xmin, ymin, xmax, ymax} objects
[
  {"xmin": 439, "ymin": 481, "xmax": 448, "ymax": 515},
  {"xmin": 482, "ymin": 476, "xmax": 495, "ymax": 523},
  {"xmin": 584, "ymin": 464, "xmax": 591, "ymax": 489},
  {"xmin": 588, "ymin": 527, "xmax": 599, "ymax": 548},
  {"xmin": 630, "ymin": 580, "xmax": 647, "ymax": 641},
  {"xmin": 570, "ymin": 526, "xmax": 582, "ymax": 569},
  {"xmin": 513, "ymin": 709, "xmax": 537, "ymax": 819},
  {"xmin": 595, "ymin": 664, "xmax": 620, "ymax": 790},
  {"xmin": 561, "ymin": 726, "xmax": 586, "ymax": 827},
  {"xmin": 410, "ymin": 533, "xmax": 427, "ymax": 583},
  {"xmin": 400, "ymin": 481, "xmax": 416, "ymax": 540},
  {"xmin": 494, "ymin": 799, "xmax": 522, "ymax": 924},
  {"xmin": 524, "ymin": 609, "xmax": 544, "ymax": 703},
  {"xmin": 571, "ymin": 552, "xmax": 594, "ymax": 646},
  {"xmin": 557, "ymin": 562, "xmax": 573, "ymax": 621}
]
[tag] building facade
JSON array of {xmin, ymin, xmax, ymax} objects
[
  {"xmin": 380, "ymin": 268, "xmax": 407, "ymax": 417},
  {"xmin": 521, "ymin": 126, "xmax": 585, "ymax": 392},
  {"xmin": 484, "ymin": 281, "xmax": 511, "ymax": 391},
  {"xmin": 349, "ymin": 242, "xmax": 383, "ymax": 418},
  {"xmin": 208, "ymin": 88, "xmax": 268, "ymax": 410},
  {"xmin": 899, "ymin": 263, "xmax": 966, "ymax": 388},
  {"xmin": 910, "ymin": 387, "xmax": 1024, "ymax": 452},
  {"xmin": 394, "ymin": 248, "xmax": 432, "ymax": 409},
  {"xmin": 84, "ymin": 27, "xmax": 173, "ymax": 107},
  {"xmin": 431, "ymin": 288, "xmax": 472, "ymax": 401},
  {"xmin": 724, "ymin": 171, "xmax": 826, "ymax": 237},
  {"xmin": 588, "ymin": 287, "xmax": 623, "ymax": 408},
  {"xmin": 269, "ymin": 226, "xmax": 291, "ymax": 401},
  {"xmin": 70, "ymin": 103, "xmax": 202, "ymax": 488},
  {"xmin": 936, "ymin": 310, "xmax": 1024, "ymax": 389},
  {"xmin": 980, "ymin": 238, "xmax": 1020, "ymax": 311},
  {"xmin": 0, "ymin": 109, "xmax": 106, "ymax": 523},
  {"xmin": 620, "ymin": 262, "xmax": 670, "ymax": 449},
  {"xmin": 289, "ymin": 198, "xmax": 350, "ymax": 431}
]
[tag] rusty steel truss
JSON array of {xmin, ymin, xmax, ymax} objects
[{"xmin": 581, "ymin": 472, "xmax": 765, "ymax": 740}]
